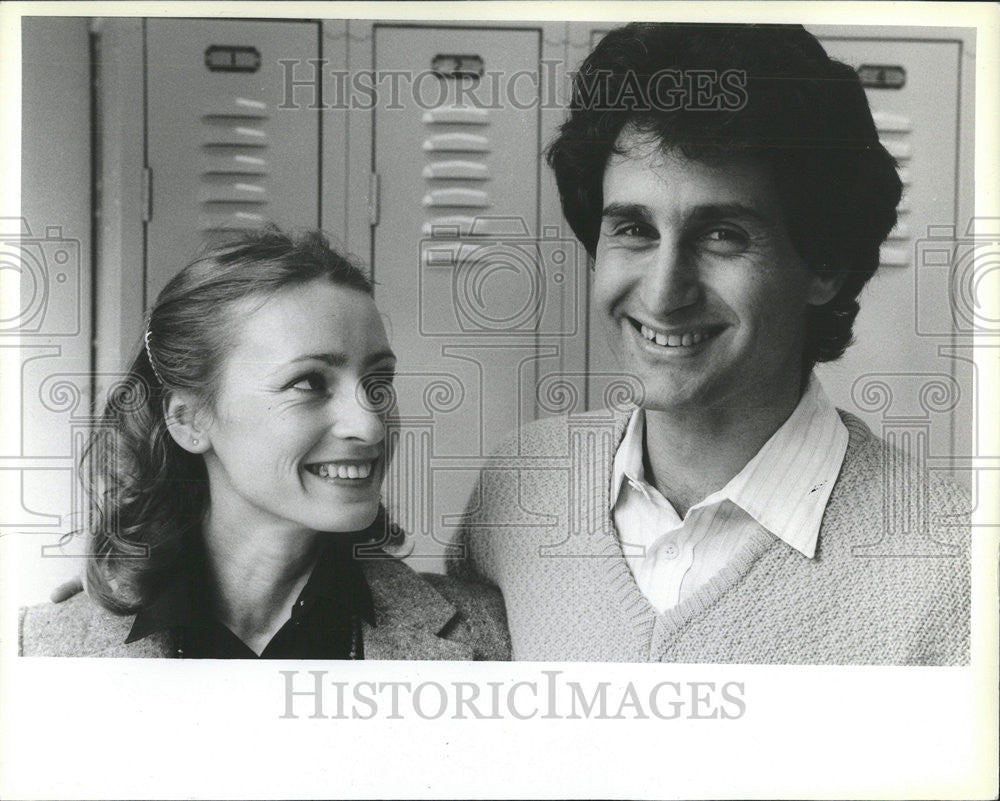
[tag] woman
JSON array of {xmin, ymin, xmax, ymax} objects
[{"xmin": 20, "ymin": 228, "xmax": 509, "ymax": 660}]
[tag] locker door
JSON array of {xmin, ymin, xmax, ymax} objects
[
  {"xmin": 145, "ymin": 19, "xmax": 320, "ymax": 302},
  {"xmin": 372, "ymin": 26, "xmax": 542, "ymax": 563}
]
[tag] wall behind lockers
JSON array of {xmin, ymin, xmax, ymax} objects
[{"xmin": 13, "ymin": 18, "xmax": 977, "ymax": 601}]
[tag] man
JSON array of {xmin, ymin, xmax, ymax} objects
[{"xmin": 449, "ymin": 22, "xmax": 970, "ymax": 664}]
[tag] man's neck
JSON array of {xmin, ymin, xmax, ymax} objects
[{"xmin": 642, "ymin": 383, "xmax": 804, "ymax": 518}]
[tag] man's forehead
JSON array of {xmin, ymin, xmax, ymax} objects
[
  {"xmin": 604, "ymin": 147, "xmax": 778, "ymax": 218},
  {"xmin": 609, "ymin": 124, "xmax": 760, "ymax": 177}
]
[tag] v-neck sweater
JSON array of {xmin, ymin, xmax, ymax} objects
[{"xmin": 449, "ymin": 408, "xmax": 970, "ymax": 664}]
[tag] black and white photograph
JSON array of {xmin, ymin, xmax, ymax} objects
[{"xmin": 2, "ymin": 1, "xmax": 997, "ymax": 798}]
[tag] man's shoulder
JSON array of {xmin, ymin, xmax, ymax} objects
[
  {"xmin": 19, "ymin": 593, "xmax": 137, "ymax": 657},
  {"xmin": 836, "ymin": 409, "xmax": 972, "ymax": 513},
  {"xmin": 487, "ymin": 407, "xmax": 634, "ymax": 460}
]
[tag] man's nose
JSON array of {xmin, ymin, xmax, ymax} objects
[{"xmin": 642, "ymin": 238, "xmax": 700, "ymax": 315}]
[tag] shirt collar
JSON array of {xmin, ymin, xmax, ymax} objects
[
  {"xmin": 610, "ymin": 406, "xmax": 649, "ymax": 507},
  {"xmin": 126, "ymin": 534, "xmax": 376, "ymax": 644},
  {"xmin": 724, "ymin": 374, "xmax": 848, "ymax": 557},
  {"xmin": 610, "ymin": 373, "xmax": 848, "ymax": 558}
]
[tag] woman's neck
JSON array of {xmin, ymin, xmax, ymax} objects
[{"xmin": 200, "ymin": 501, "xmax": 321, "ymax": 655}]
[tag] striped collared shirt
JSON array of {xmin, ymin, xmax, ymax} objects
[{"xmin": 611, "ymin": 374, "xmax": 849, "ymax": 614}]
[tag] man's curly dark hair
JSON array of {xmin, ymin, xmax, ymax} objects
[{"xmin": 546, "ymin": 22, "xmax": 902, "ymax": 369}]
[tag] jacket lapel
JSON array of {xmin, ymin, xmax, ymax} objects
[
  {"xmin": 95, "ymin": 628, "xmax": 175, "ymax": 658},
  {"xmin": 90, "ymin": 556, "xmax": 473, "ymax": 659},
  {"xmin": 360, "ymin": 557, "xmax": 473, "ymax": 660}
]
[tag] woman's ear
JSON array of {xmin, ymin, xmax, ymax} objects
[
  {"xmin": 806, "ymin": 267, "xmax": 848, "ymax": 307},
  {"xmin": 164, "ymin": 392, "xmax": 211, "ymax": 454}
]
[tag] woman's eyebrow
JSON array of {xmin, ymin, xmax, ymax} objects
[
  {"xmin": 287, "ymin": 352, "xmax": 350, "ymax": 368},
  {"xmin": 284, "ymin": 350, "xmax": 396, "ymax": 368},
  {"xmin": 364, "ymin": 350, "xmax": 397, "ymax": 368}
]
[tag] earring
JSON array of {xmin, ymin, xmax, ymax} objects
[{"xmin": 192, "ymin": 438, "xmax": 199, "ymax": 446}]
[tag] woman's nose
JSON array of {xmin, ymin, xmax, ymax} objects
[{"xmin": 330, "ymin": 387, "xmax": 385, "ymax": 444}]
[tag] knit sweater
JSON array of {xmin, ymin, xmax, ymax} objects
[{"xmin": 449, "ymin": 408, "xmax": 970, "ymax": 664}]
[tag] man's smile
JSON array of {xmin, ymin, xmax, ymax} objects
[{"xmin": 627, "ymin": 316, "xmax": 726, "ymax": 350}]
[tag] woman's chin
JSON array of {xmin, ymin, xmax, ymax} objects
[{"xmin": 314, "ymin": 501, "xmax": 381, "ymax": 535}]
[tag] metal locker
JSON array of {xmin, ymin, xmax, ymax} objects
[
  {"xmin": 144, "ymin": 19, "xmax": 321, "ymax": 302},
  {"xmin": 371, "ymin": 25, "xmax": 544, "ymax": 562}
]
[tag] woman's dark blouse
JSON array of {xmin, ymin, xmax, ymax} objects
[{"xmin": 125, "ymin": 539, "xmax": 375, "ymax": 659}]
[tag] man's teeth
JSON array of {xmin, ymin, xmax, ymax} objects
[
  {"xmin": 639, "ymin": 324, "xmax": 710, "ymax": 347},
  {"xmin": 314, "ymin": 461, "xmax": 374, "ymax": 480}
]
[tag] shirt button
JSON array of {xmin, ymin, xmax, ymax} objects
[{"xmin": 660, "ymin": 542, "xmax": 679, "ymax": 559}]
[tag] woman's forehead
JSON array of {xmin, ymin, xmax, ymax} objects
[{"xmin": 224, "ymin": 282, "xmax": 388, "ymax": 368}]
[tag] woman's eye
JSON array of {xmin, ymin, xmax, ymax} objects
[{"xmin": 289, "ymin": 372, "xmax": 328, "ymax": 393}]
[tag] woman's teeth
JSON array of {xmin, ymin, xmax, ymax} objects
[
  {"xmin": 639, "ymin": 324, "xmax": 713, "ymax": 348},
  {"xmin": 311, "ymin": 461, "xmax": 374, "ymax": 480}
]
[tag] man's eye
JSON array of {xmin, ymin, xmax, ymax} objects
[
  {"xmin": 700, "ymin": 227, "xmax": 749, "ymax": 253},
  {"xmin": 613, "ymin": 221, "xmax": 654, "ymax": 238},
  {"xmin": 290, "ymin": 372, "xmax": 327, "ymax": 393}
]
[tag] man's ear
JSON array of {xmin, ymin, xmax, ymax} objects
[
  {"xmin": 164, "ymin": 392, "xmax": 211, "ymax": 454},
  {"xmin": 806, "ymin": 267, "xmax": 848, "ymax": 307}
]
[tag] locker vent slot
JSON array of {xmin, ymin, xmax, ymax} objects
[
  {"xmin": 422, "ymin": 107, "xmax": 489, "ymax": 125},
  {"xmin": 423, "ymin": 160, "xmax": 489, "ymax": 181},
  {"xmin": 199, "ymin": 96, "xmax": 272, "ymax": 232},
  {"xmin": 423, "ymin": 188, "xmax": 491, "ymax": 208},
  {"xmin": 423, "ymin": 104, "xmax": 493, "ymax": 239},
  {"xmin": 423, "ymin": 133, "xmax": 490, "ymax": 153},
  {"xmin": 873, "ymin": 110, "xmax": 913, "ymax": 266}
]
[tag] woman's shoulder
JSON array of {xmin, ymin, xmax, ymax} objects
[
  {"xmin": 20, "ymin": 593, "xmax": 125, "ymax": 656},
  {"xmin": 360, "ymin": 552, "xmax": 510, "ymax": 660},
  {"xmin": 19, "ymin": 593, "xmax": 171, "ymax": 658},
  {"xmin": 420, "ymin": 572, "xmax": 511, "ymax": 660}
]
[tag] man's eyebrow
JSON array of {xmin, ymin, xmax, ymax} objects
[
  {"xmin": 286, "ymin": 349, "xmax": 397, "ymax": 368},
  {"xmin": 602, "ymin": 201, "xmax": 771, "ymax": 227},
  {"xmin": 601, "ymin": 202, "xmax": 652, "ymax": 220},
  {"xmin": 687, "ymin": 202, "xmax": 770, "ymax": 225}
]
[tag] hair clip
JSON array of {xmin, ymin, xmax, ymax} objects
[{"xmin": 144, "ymin": 325, "xmax": 164, "ymax": 385}]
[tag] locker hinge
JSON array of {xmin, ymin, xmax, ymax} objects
[
  {"xmin": 368, "ymin": 172, "xmax": 380, "ymax": 227},
  {"xmin": 141, "ymin": 166, "xmax": 153, "ymax": 223}
]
